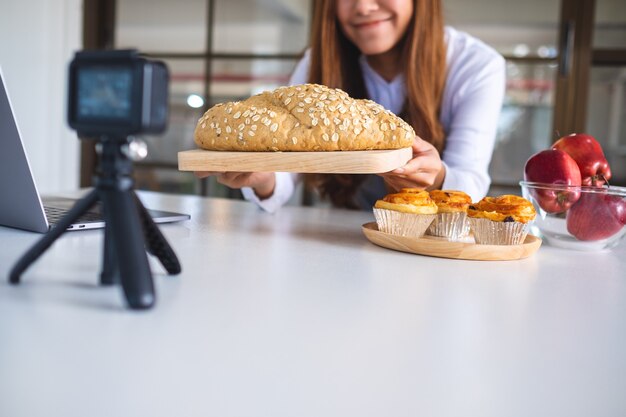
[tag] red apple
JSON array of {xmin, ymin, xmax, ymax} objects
[
  {"xmin": 524, "ymin": 149, "xmax": 582, "ymax": 213},
  {"xmin": 552, "ymin": 133, "xmax": 612, "ymax": 186},
  {"xmin": 566, "ymin": 190, "xmax": 626, "ymax": 241}
]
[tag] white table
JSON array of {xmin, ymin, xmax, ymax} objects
[{"xmin": 1, "ymin": 191, "xmax": 625, "ymax": 417}]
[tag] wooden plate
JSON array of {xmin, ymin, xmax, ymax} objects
[
  {"xmin": 178, "ymin": 147, "xmax": 412, "ymax": 174},
  {"xmin": 362, "ymin": 222, "xmax": 541, "ymax": 261}
]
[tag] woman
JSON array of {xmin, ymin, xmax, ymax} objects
[{"xmin": 197, "ymin": 0, "xmax": 505, "ymax": 212}]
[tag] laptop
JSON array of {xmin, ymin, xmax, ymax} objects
[{"xmin": 0, "ymin": 67, "xmax": 190, "ymax": 233}]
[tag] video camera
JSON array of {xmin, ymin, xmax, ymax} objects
[{"xmin": 67, "ymin": 49, "xmax": 169, "ymax": 138}]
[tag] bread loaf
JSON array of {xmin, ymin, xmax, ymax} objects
[{"xmin": 194, "ymin": 83, "xmax": 414, "ymax": 151}]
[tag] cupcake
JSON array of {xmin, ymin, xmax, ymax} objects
[
  {"xmin": 467, "ymin": 195, "xmax": 537, "ymax": 245},
  {"xmin": 373, "ymin": 188, "xmax": 438, "ymax": 237},
  {"xmin": 426, "ymin": 190, "xmax": 472, "ymax": 240}
]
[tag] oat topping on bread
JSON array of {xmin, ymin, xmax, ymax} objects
[{"xmin": 194, "ymin": 84, "xmax": 415, "ymax": 151}]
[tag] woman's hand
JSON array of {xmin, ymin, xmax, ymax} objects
[
  {"xmin": 378, "ymin": 136, "xmax": 446, "ymax": 192},
  {"xmin": 193, "ymin": 171, "xmax": 276, "ymax": 199}
]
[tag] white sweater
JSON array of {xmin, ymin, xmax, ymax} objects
[{"xmin": 242, "ymin": 26, "xmax": 505, "ymax": 211}]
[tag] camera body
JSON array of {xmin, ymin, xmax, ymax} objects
[{"xmin": 68, "ymin": 49, "xmax": 169, "ymax": 138}]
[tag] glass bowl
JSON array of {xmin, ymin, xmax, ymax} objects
[{"xmin": 519, "ymin": 181, "xmax": 626, "ymax": 251}]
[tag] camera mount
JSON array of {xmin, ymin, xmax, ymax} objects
[{"xmin": 9, "ymin": 135, "xmax": 181, "ymax": 309}]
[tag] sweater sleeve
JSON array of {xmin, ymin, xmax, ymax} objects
[
  {"xmin": 440, "ymin": 38, "xmax": 506, "ymax": 202},
  {"xmin": 241, "ymin": 172, "xmax": 300, "ymax": 213}
]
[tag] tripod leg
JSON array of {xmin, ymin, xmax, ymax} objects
[
  {"xmin": 9, "ymin": 189, "xmax": 100, "ymax": 284},
  {"xmin": 100, "ymin": 224, "xmax": 119, "ymax": 285},
  {"xmin": 133, "ymin": 193, "xmax": 181, "ymax": 275},
  {"xmin": 100, "ymin": 188, "xmax": 155, "ymax": 310}
]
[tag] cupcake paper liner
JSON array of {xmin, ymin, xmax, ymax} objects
[
  {"xmin": 468, "ymin": 217, "xmax": 529, "ymax": 245},
  {"xmin": 426, "ymin": 212, "xmax": 470, "ymax": 240},
  {"xmin": 373, "ymin": 208, "xmax": 436, "ymax": 238}
]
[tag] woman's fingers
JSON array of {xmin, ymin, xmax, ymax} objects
[
  {"xmin": 388, "ymin": 154, "xmax": 438, "ymax": 183},
  {"xmin": 392, "ymin": 157, "xmax": 427, "ymax": 176},
  {"xmin": 193, "ymin": 171, "xmax": 275, "ymax": 198},
  {"xmin": 379, "ymin": 136, "xmax": 443, "ymax": 191},
  {"xmin": 193, "ymin": 171, "xmax": 250, "ymax": 186},
  {"xmin": 215, "ymin": 172, "xmax": 252, "ymax": 187},
  {"xmin": 380, "ymin": 171, "xmax": 431, "ymax": 189},
  {"xmin": 194, "ymin": 171, "xmax": 221, "ymax": 179},
  {"xmin": 193, "ymin": 171, "xmax": 274, "ymax": 192}
]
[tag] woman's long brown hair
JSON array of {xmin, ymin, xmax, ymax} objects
[{"xmin": 306, "ymin": 0, "xmax": 447, "ymax": 209}]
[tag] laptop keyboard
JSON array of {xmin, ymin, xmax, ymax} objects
[{"xmin": 44, "ymin": 206, "xmax": 103, "ymax": 224}]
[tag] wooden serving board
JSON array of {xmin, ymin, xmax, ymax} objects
[
  {"xmin": 178, "ymin": 147, "xmax": 412, "ymax": 174},
  {"xmin": 362, "ymin": 222, "xmax": 541, "ymax": 261}
]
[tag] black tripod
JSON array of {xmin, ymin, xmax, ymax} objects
[{"xmin": 9, "ymin": 137, "xmax": 181, "ymax": 309}]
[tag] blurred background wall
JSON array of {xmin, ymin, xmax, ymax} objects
[{"xmin": 0, "ymin": 0, "xmax": 82, "ymax": 194}]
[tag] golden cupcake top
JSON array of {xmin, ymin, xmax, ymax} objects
[
  {"xmin": 428, "ymin": 190, "xmax": 472, "ymax": 213},
  {"xmin": 374, "ymin": 189, "xmax": 438, "ymax": 214},
  {"xmin": 467, "ymin": 195, "xmax": 537, "ymax": 224}
]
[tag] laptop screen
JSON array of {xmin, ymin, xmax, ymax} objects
[{"xmin": 0, "ymin": 68, "xmax": 49, "ymax": 232}]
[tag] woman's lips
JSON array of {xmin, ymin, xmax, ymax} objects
[{"xmin": 353, "ymin": 17, "xmax": 392, "ymax": 29}]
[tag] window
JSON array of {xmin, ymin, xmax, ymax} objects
[{"xmin": 113, "ymin": 0, "xmax": 312, "ymax": 196}]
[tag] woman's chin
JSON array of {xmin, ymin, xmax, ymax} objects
[{"xmin": 359, "ymin": 42, "xmax": 398, "ymax": 57}]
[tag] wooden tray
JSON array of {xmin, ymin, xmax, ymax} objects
[
  {"xmin": 178, "ymin": 148, "xmax": 412, "ymax": 173},
  {"xmin": 362, "ymin": 222, "xmax": 541, "ymax": 261}
]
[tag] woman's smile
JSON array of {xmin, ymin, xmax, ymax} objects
[{"xmin": 352, "ymin": 17, "xmax": 393, "ymax": 30}]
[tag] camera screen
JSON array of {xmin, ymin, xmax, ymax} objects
[{"xmin": 76, "ymin": 67, "xmax": 133, "ymax": 121}]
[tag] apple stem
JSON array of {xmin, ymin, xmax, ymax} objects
[
  {"xmin": 591, "ymin": 174, "xmax": 610, "ymax": 187},
  {"xmin": 601, "ymin": 174, "xmax": 610, "ymax": 186}
]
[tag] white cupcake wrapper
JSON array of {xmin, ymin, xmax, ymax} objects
[
  {"xmin": 468, "ymin": 218, "xmax": 529, "ymax": 245},
  {"xmin": 426, "ymin": 212, "xmax": 470, "ymax": 240},
  {"xmin": 373, "ymin": 208, "xmax": 436, "ymax": 238}
]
